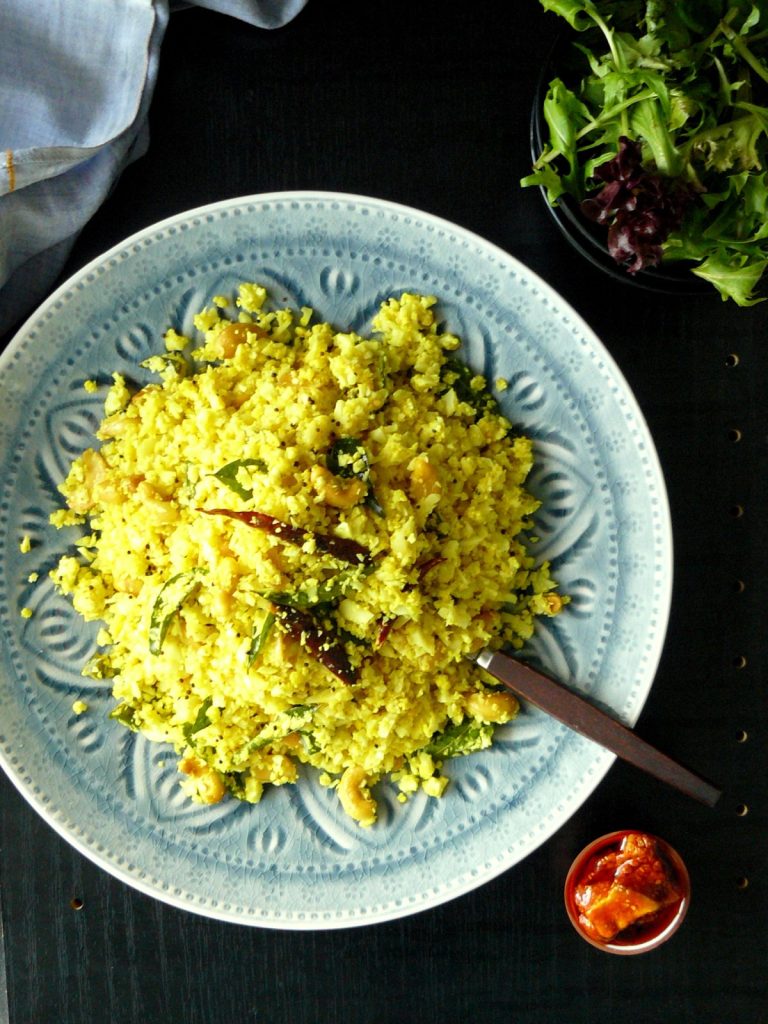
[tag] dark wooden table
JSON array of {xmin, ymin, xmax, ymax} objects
[{"xmin": 1, "ymin": 2, "xmax": 766, "ymax": 1021}]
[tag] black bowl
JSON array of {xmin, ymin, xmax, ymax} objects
[{"xmin": 529, "ymin": 39, "xmax": 711, "ymax": 296}]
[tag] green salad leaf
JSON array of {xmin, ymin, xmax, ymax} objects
[
  {"xmin": 692, "ymin": 248, "xmax": 768, "ymax": 303},
  {"xmin": 523, "ymin": 0, "xmax": 768, "ymax": 304}
]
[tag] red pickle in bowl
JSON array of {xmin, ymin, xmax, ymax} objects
[{"xmin": 564, "ymin": 831, "xmax": 690, "ymax": 955}]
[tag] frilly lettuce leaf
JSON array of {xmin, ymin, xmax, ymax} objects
[{"xmin": 692, "ymin": 250, "xmax": 768, "ymax": 305}]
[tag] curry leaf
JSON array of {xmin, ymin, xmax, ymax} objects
[
  {"xmin": 149, "ymin": 568, "xmax": 206, "ymax": 655},
  {"xmin": 439, "ymin": 358, "xmax": 502, "ymax": 418},
  {"xmin": 213, "ymin": 458, "xmax": 267, "ymax": 499},
  {"xmin": 183, "ymin": 696, "xmax": 213, "ymax": 743},
  {"xmin": 109, "ymin": 703, "xmax": 139, "ymax": 732},
  {"xmin": 423, "ymin": 719, "xmax": 494, "ymax": 758},
  {"xmin": 264, "ymin": 561, "xmax": 376, "ymax": 611},
  {"xmin": 326, "ymin": 438, "xmax": 385, "ymax": 517},
  {"xmin": 247, "ymin": 611, "xmax": 275, "ymax": 665}
]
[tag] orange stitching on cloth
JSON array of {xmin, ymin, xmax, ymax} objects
[{"xmin": 5, "ymin": 150, "xmax": 15, "ymax": 192}]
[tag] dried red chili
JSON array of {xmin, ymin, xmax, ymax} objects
[{"xmin": 198, "ymin": 507, "xmax": 368, "ymax": 564}]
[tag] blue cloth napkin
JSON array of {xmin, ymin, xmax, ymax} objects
[{"xmin": 0, "ymin": 0, "xmax": 308, "ymax": 336}]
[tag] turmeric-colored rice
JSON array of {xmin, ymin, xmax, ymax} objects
[{"xmin": 51, "ymin": 285, "xmax": 563, "ymax": 825}]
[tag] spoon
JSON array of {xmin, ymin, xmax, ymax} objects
[{"xmin": 471, "ymin": 648, "xmax": 722, "ymax": 807}]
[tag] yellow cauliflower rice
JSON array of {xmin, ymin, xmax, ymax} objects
[{"xmin": 50, "ymin": 285, "xmax": 564, "ymax": 826}]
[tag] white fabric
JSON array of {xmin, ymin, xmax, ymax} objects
[{"xmin": 0, "ymin": 0, "xmax": 308, "ymax": 335}]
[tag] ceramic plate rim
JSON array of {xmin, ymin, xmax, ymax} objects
[{"xmin": 0, "ymin": 191, "xmax": 673, "ymax": 928}]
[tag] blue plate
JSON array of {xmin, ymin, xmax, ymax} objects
[{"xmin": 0, "ymin": 192, "xmax": 672, "ymax": 927}]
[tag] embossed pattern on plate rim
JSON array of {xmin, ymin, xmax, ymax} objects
[{"xmin": 0, "ymin": 192, "xmax": 673, "ymax": 928}]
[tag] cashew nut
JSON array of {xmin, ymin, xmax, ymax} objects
[
  {"xmin": 178, "ymin": 754, "xmax": 226, "ymax": 804},
  {"xmin": 310, "ymin": 464, "xmax": 367, "ymax": 508},
  {"xmin": 337, "ymin": 765, "xmax": 377, "ymax": 826},
  {"xmin": 466, "ymin": 690, "xmax": 519, "ymax": 724},
  {"xmin": 408, "ymin": 456, "xmax": 441, "ymax": 501},
  {"xmin": 217, "ymin": 320, "xmax": 267, "ymax": 358},
  {"xmin": 67, "ymin": 448, "xmax": 123, "ymax": 512},
  {"xmin": 137, "ymin": 481, "xmax": 179, "ymax": 524}
]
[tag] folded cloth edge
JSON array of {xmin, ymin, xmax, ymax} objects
[
  {"xmin": 0, "ymin": 5, "xmax": 168, "ymax": 336},
  {"xmin": 0, "ymin": 0, "xmax": 310, "ymax": 340}
]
